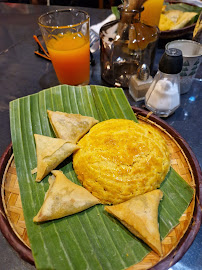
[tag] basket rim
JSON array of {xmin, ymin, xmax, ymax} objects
[{"xmin": 0, "ymin": 143, "xmax": 34, "ymax": 265}]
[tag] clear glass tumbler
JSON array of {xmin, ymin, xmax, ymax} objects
[{"xmin": 38, "ymin": 9, "xmax": 90, "ymax": 86}]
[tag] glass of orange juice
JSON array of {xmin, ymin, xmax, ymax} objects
[
  {"xmin": 38, "ymin": 9, "xmax": 90, "ymax": 86},
  {"xmin": 141, "ymin": 0, "xmax": 164, "ymax": 27}
]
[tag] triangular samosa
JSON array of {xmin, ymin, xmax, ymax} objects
[
  {"xmin": 105, "ymin": 190, "xmax": 163, "ymax": 256},
  {"xmin": 34, "ymin": 134, "xmax": 79, "ymax": 182},
  {"xmin": 47, "ymin": 110, "xmax": 99, "ymax": 143},
  {"xmin": 33, "ymin": 170, "xmax": 100, "ymax": 222}
]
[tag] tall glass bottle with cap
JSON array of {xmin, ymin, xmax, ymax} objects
[{"xmin": 145, "ymin": 48, "xmax": 183, "ymax": 117}]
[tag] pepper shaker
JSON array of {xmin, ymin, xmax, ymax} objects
[
  {"xmin": 145, "ymin": 48, "xmax": 183, "ymax": 117},
  {"xmin": 129, "ymin": 64, "xmax": 153, "ymax": 101}
]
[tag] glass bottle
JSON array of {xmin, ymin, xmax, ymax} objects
[
  {"xmin": 100, "ymin": 5, "xmax": 159, "ymax": 88},
  {"xmin": 145, "ymin": 48, "xmax": 183, "ymax": 118}
]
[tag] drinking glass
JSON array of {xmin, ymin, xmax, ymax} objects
[
  {"xmin": 38, "ymin": 9, "xmax": 90, "ymax": 86},
  {"xmin": 166, "ymin": 40, "xmax": 202, "ymax": 94}
]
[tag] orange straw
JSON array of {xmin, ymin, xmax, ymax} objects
[{"xmin": 33, "ymin": 35, "xmax": 51, "ymax": 60}]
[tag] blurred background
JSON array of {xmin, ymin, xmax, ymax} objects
[
  {"xmin": 0, "ymin": 0, "xmax": 201, "ymax": 9},
  {"xmin": 0, "ymin": 0, "xmax": 122, "ymax": 8}
]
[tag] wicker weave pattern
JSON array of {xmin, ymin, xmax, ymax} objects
[
  {"xmin": 3, "ymin": 159, "xmax": 30, "ymax": 248},
  {"xmin": 1, "ymin": 117, "xmax": 195, "ymax": 269}
]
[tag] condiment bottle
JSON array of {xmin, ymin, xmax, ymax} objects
[
  {"xmin": 129, "ymin": 64, "xmax": 153, "ymax": 101},
  {"xmin": 145, "ymin": 48, "xmax": 183, "ymax": 117}
]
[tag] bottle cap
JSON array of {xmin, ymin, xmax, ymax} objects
[
  {"xmin": 137, "ymin": 64, "xmax": 150, "ymax": 81},
  {"xmin": 159, "ymin": 48, "xmax": 183, "ymax": 74}
]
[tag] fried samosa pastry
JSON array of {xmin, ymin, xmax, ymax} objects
[
  {"xmin": 33, "ymin": 170, "xmax": 100, "ymax": 222},
  {"xmin": 47, "ymin": 110, "xmax": 99, "ymax": 143},
  {"xmin": 34, "ymin": 134, "xmax": 79, "ymax": 182},
  {"xmin": 105, "ymin": 190, "xmax": 163, "ymax": 256}
]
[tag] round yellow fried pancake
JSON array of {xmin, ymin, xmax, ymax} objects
[{"xmin": 73, "ymin": 119, "xmax": 170, "ymax": 205}]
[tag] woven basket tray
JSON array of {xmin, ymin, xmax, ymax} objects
[{"xmin": 0, "ymin": 108, "xmax": 201, "ymax": 270}]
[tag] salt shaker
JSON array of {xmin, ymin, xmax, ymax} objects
[
  {"xmin": 145, "ymin": 48, "xmax": 183, "ymax": 117},
  {"xmin": 129, "ymin": 64, "xmax": 153, "ymax": 101}
]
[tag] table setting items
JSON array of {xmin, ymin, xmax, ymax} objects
[
  {"xmin": 141, "ymin": 38, "xmax": 201, "ymax": 117},
  {"xmin": 129, "ymin": 37, "xmax": 201, "ymax": 118},
  {"xmin": 33, "ymin": 31, "xmax": 97, "ymax": 66},
  {"xmin": 33, "ymin": 35, "xmax": 51, "ymax": 61},
  {"xmin": 129, "ymin": 63, "xmax": 153, "ymax": 101},
  {"xmin": 38, "ymin": 8, "xmax": 90, "ymax": 86},
  {"xmin": 145, "ymin": 48, "xmax": 183, "ymax": 117},
  {"xmin": 89, "ymin": 29, "xmax": 100, "ymax": 66},
  {"xmin": 166, "ymin": 39, "xmax": 202, "ymax": 94},
  {"xmin": 100, "ymin": 0, "xmax": 160, "ymax": 88},
  {"xmin": 29, "ymin": 0, "xmax": 202, "ymax": 121},
  {"xmin": 89, "ymin": 29, "xmax": 100, "ymax": 53}
]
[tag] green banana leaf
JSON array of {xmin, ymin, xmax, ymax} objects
[
  {"xmin": 165, "ymin": 3, "xmax": 201, "ymax": 24},
  {"xmin": 112, "ymin": 3, "xmax": 201, "ymax": 26},
  {"xmin": 9, "ymin": 85, "xmax": 194, "ymax": 270},
  {"xmin": 165, "ymin": 3, "xmax": 201, "ymax": 14}
]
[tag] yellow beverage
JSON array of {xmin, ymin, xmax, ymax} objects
[
  {"xmin": 47, "ymin": 32, "xmax": 90, "ymax": 86},
  {"xmin": 141, "ymin": 0, "xmax": 164, "ymax": 26}
]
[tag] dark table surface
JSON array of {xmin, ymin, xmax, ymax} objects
[{"xmin": 0, "ymin": 2, "xmax": 201, "ymax": 270}]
